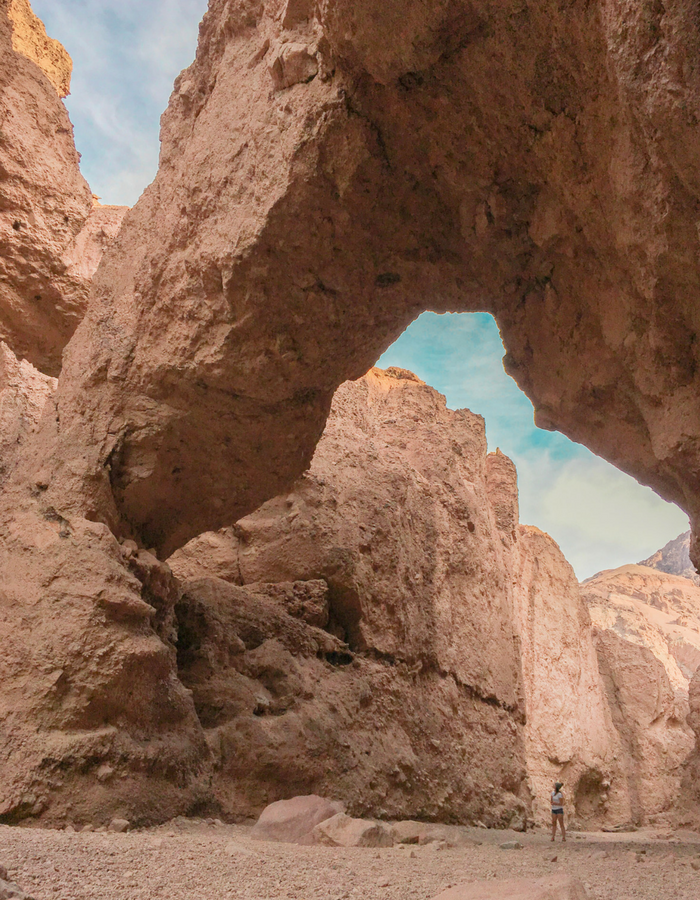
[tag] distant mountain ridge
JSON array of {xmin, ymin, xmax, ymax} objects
[{"xmin": 639, "ymin": 531, "xmax": 700, "ymax": 586}]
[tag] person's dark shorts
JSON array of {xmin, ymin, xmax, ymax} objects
[{"xmin": 551, "ymin": 808, "xmax": 564, "ymax": 816}]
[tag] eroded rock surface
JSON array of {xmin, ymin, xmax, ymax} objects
[
  {"xmin": 173, "ymin": 369, "xmax": 530, "ymax": 825},
  {"xmin": 62, "ymin": 203, "xmax": 129, "ymax": 284},
  {"xmin": 0, "ymin": 0, "xmax": 96, "ymax": 376},
  {"xmin": 172, "ymin": 369, "xmax": 640, "ymax": 827},
  {"xmin": 0, "ymin": 342, "xmax": 55, "ymax": 487},
  {"xmin": 7, "ymin": 0, "xmax": 72, "ymax": 97},
  {"xmin": 21, "ymin": 0, "xmax": 700, "ymax": 571},
  {"xmin": 594, "ymin": 629, "xmax": 692, "ymax": 826},
  {"xmin": 510, "ymin": 527, "xmax": 629, "ymax": 829},
  {"xmin": 639, "ymin": 532, "xmax": 700, "ymax": 587},
  {"xmin": 583, "ymin": 566, "xmax": 700, "ymax": 692},
  {"xmin": 581, "ymin": 564, "xmax": 700, "ymax": 824}
]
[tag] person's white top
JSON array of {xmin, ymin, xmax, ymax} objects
[{"xmin": 551, "ymin": 791, "xmax": 563, "ymax": 810}]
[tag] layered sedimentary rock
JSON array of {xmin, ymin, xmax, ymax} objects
[
  {"xmin": 639, "ymin": 531, "xmax": 700, "ymax": 587},
  {"xmin": 18, "ymin": 0, "xmax": 700, "ymax": 574},
  {"xmin": 0, "ymin": 0, "xmax": 98, "ymax": 376},
  {"xmin": 171, "ymin": 369, "xmax": 629, "ymax": 826}
]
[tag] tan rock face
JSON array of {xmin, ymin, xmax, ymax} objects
[
  {"xmin": 8, "ymin": 0, "xmax": 72, "ymax": 97},
  {"xmin": 581, "ymin": 565, "xmax": 700, "ymax": 824},
  {"xmin": 0, "ymin": 0, "xmax": 97, "ymax": 376},
  {"xmin": 594, "ymin": 629, "xmax": 693, "ymax": 826},
  {"xmin": 171, "ymin": 369, "xmax": 638, "ymax": 827},
  {"xmin": 173, "ymin": 369, "xmax": 530, "ymax": 825},
  {"xmin": 0, "ymin": 342, "xmax": 55, "ymax": 487},
  {"xmin": 510, "ymin": 527, "xmax": 629, "ymax": 829},
  {"xmin": 679, "ymin": 667, "xmax": 700, "ymax": 827},
  {"xmin": 583, "ymin": 565, "xmax": 700, "ymax": 692},
  {"xmin": 0, "ymin": 345, "xmax": 209, "ymax": 825},
  {"xmin": 62, "ymin": 203, "xmax": 130, "ymax": 284},
  {"xmin": 22, "ymin": 0, "xmax": 700, "ymax": 568}
]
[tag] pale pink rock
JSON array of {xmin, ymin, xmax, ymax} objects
[
  {"xmin": 312, "ymin": 812, "xmax": 393, "ymax": 848},
  {"xmin": 0, "ymin": 342, "xmax": 55, "ymax": 485},
  {"xmin": 251, "ymin": 795, "xmax": 344, "ymax": 844},
  {"xmin": 62, "ymin": 203, "xmax": 129, "ymax": 283}
]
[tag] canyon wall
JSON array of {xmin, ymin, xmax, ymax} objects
[
  {"xmin": 7, "ymin": 0, "xmax": 72, "ymax": 98},
  {"xmin": 0, "ymin": 0, "xmax": 126, "ymax": 377},
  {"xmin": 582, "ymin": 565, "xmax": 700, "ymax": 824},
  {"xmin": 2, "ymin": 0, "xmax": 700, "ymax": 830},
  {"xmin": 510, "ymin": 527, "xmax": 630, "ymax": 828},
  {"xmin": 172, "ymin": 367, "xmax": 531, "ymax": 825},
  {"xmin": 171, "ymin": 369, "xmax": 633, "ymax": 828}
]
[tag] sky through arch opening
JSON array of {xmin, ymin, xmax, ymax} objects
[{"xmin": 378, "ymin": 312, "xmax": 688, "ymax": 580}]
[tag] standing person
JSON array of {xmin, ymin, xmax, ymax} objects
[{"xmin": 551, "ymin": 782, "xmax": 566, "ymax": 842}]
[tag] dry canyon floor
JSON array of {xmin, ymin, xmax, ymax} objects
[{"xmin": 2, "ymin": 820, "xmax": 700, "ymax": 900}]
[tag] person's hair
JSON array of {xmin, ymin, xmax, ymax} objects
[{"xmin": 554, "ymin": 782, "xmax": 563, "ymax": 791}]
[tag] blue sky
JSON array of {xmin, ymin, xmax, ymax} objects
[
  {"xmin": 32, "ymin": 0, "xmax": 208, "ymax": 205},
  {"xmin": 32, "ymin": 0, "xmax": 689, "ymax": 578},
  {"xmin": 379, "ymin": 314, "xmax": 688, "ymax": 579}
]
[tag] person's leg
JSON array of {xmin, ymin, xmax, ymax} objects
[
  {"xmin": 551, "ymin": 813, "xmax": 556, "ymax": 841},
  {"xmin": 561, "ymin": 814, "xmax": 566, "ymax": 842}
]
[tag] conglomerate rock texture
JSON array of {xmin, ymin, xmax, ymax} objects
[
  {"xmin": 17, "ymin": 0, "xmax": 700, "ymax": 570},
  {"xmin": 0, "ymin": 0, "xmax": 98, "ymax": 376}
]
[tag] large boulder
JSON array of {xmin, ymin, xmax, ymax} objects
[
  {"xmin": 251, "ymin": 795, "xmax": 344, "ymax": 844},
  {"xmin": 312, "ymin": 812, "xmax": 394, "ymax": 848},
  {"xmin": 431, "ymin": 876, "xmax": 589, "ymax": 900}
]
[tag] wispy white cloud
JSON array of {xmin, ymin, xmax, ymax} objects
[
  {"xmin": 32, "ymin": 0, "xmax": 207, "ymax": 205},
  {"xmin": 379, "ymin": 312, "xmax": 689, "ymax": 580}
]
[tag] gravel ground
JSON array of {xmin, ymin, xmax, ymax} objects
[{"xmin": 1, "ymin": 820, "xmax": 700, "ymax": 900}]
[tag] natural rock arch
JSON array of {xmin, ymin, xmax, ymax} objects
[
  {"xmin": 18, "ymin": 0, "xmax": 700, "ymax": 562},
  {"xmin": 5, "ymin": 0, "xmax": 700, "ymax": 826}
]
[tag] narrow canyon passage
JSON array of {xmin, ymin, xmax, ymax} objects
[{"xmin": 3, "ymin": 3, "xmax": 700, "ymax": 899}]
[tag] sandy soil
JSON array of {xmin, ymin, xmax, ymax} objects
[{"xmin": 2, "ymin": 820, "xmax": 700, "ymax": 900}]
